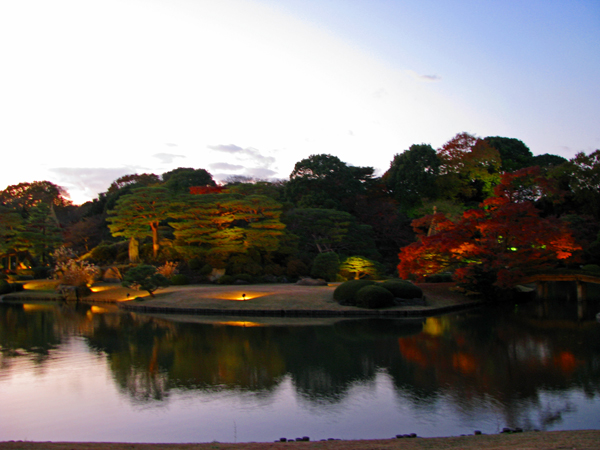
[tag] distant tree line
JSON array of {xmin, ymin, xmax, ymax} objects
[{"xmin": 1, "ymin": 133, "xmax": 599, "ymax": 297}]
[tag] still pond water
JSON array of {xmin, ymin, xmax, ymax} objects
[{"xmin": 1, "ymin": 292, "xmax": 600, "ymax": 443}]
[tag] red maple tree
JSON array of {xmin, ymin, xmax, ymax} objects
[{"xmin": 398, "ymin": 168, "xmax": 581, "ymax": 298}]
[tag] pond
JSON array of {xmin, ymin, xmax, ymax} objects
[{"xmin": 1, "ymin": 294, "xmax": 600, "ymax": 443}]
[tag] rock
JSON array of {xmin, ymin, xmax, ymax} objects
[{"xmin": 296, "ymin": 278, "xmax": 328, "ymax": 286}]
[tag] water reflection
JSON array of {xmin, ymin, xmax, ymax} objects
[{"xmin": 1, "ymin": 297, "xmax": 599, "ymax": 441}]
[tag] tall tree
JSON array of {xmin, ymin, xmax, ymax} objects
[
  {"xmin": 0, "ymin": 181, "xmax": 71, "ymax": 213},
  {"xmin": 162, "ymin": 167, "xmax": 216, "ymax": 194},
  {"xmin": 14, "ymin": 203, "xmax": 63, "ymax": 265},
  {"xmin": 551, "ymin": 150, "xmax": 600, "ymax": 219},
  {"xmin": 437, "ymin": 132, "xmax": 502, "ymax": 205},
  {"xmin": 106, "ymin": 186, "xmax": 173, "ymax": 261},
  {"xmin": 286, "ymin": 154, "xmax": 374, "ymax": 212},
  {"xmin": 483, "ymin": 136, "xmax": 533, "ymax": 172},
  {"xmin": 383, "ymin": 144, "xmax": 440, "ymax": 213},
  {"xmin": 170, "ymin": 193, "xmax": 285, "ymax": 261}
]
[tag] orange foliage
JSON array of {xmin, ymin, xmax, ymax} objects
[
  {"xmin": 189, "ymin": 185, "xmax": 224, "ymax": 195},
  {"xmin": 398, "ymin": 168, "xmax": 582, "ymax": 295}
]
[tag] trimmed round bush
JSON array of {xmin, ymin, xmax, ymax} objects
[
  {"xmin": 380, "ymin": 280, "xmax": 423, "ymax": 299},
  {"xmin": 170, "ymin": 274, "xmax": 190, "ymax": 285},
  {"xmin": 333, "ymin": 279, "xmax": 376, "ymax": 305},
  {"xmin": 355, "ymin": 285, "xmax": 395, "ymax": 309}
]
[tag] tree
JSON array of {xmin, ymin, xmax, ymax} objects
[
  {"xmin": 483, "ymin": 136, "xmax": 533, "ymax": 172},
  {"xmin": 106, "ymin": 186, "xmax": 173, "ymax": 261},
  {"xmin": 283, "ymin": 208, "xmax": 379, "ymax": 260},
  {"xmin": 398, "ymin": 168, "xmax": 581, "ymax": 299},
  {"xmin": 532, "ymin": 153, "xmax": 568, "ymax": 171},
  {"xmin": 170, "ymin": 193, "xmax": 285, "ymax": 260},
  {"xmin": 286, "ymin": 154, "xmax": 374, "ymax": 212},
  {"xmin": 383, "ymin": 144, "xmax": 440, "ymax": 212},
  {"xmin": 437, "ymin": 132, "xmax": 502, "ymax": 204},
  {"xmin": 13, "ymin": 203, "xmax": 63, "ymax": 265},
  {"xmin": 162, "ymin": 167, "xmax": 216, "ymax": 194},
  {"xmin": 339, "ymin": 256, "xmax": 379, "ymax": 280},
  {"xmin": 310, "ymin": 252, "xmax": 340, "ymax": 281},
  {"xmin": 0, "ymin": 181, "xmax": 71, "ymax": 213},
  {"xmin": 107, "ymin": 173, "xmax": 161, "ymax": 194},
  {"xmin": 122, "ymin": 265, "xmax": 170, "ymax": 297},
  {"xmin": 551, "ymin": 150, "xmax": 600, "ymax": 219}
]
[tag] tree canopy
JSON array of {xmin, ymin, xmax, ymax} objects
[{"xmin": 398, "ymin": 168, "xmax": 581, "ymax": 298}]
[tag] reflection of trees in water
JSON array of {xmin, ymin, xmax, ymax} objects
[
  {"xmin": 391, "ymin": 306, "xmax": 600, "ymax": 430},
  {"xmin": 3, "ymin": 301, "xmax": 600, "ymax": 428}
]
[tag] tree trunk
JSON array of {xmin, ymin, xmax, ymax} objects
[
  {"xmin": 150, "ymin": 222, "xmax": 159, "ymax": 259},
  {"xmin": 129, "ymin": 237, "xmax": 139, "ymax": 263}
]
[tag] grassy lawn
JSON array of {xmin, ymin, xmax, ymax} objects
[{"xmin": 3, "ymin": 280, "xmax": 478, "ymax": 313}]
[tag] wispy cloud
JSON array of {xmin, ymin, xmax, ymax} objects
[
  {"xmin": 208, "ymin": 144, "xmax": 279, "ymax": 183},
  {"xmin": 153, "ymin": 153, "xmax": 185, "ymax": 164},
  {"xmin": 208, "ymin": 144, "xmax": 276, "ymax": 165},
  {"xmin": 209, "ymin": 162, "xmax": 245, "ymax": 171},
  {"xmin": 405, "ymin": 70, "xmax": 442, "ymax": 82}
]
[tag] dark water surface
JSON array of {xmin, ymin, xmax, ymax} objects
[{"xmin": 1, "ymin": 296, "xmax": 600, "ymax": 443}]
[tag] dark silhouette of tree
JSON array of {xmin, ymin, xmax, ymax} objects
[
  {"xmin": 483, "ymin": 136, "xmax": 534, "ymax": 172},
  {"xmin": 383, "ymin": 143, "xmax": 440, "ymax": 212},
  {"xmin": 286, "ymin": 154, "xmax": 374, "ymax": 212},
  {"xmin": 162, "ymin": 167, "xmax": 216, "ymax": 194}
]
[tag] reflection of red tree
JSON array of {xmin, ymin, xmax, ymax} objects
[
  {"xmin": 452, "ymin": 352, "xmax": 478, "ymax": 375},
  {"xmin": 552, "ymin": 351, "xmax": 581, "ymax": 375}
]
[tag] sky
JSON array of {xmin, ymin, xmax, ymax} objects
[{"xmin": 1, "ymin": 0, "xmax": 599, "ymax": 204}]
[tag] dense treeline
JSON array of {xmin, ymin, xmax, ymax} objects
[{"xmin": 1, "ymin": 133, "xmax": 599, "ymax": 296}]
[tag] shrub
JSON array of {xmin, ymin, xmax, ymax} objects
[
  {"xmin": 425, "ymin": 272, "xmax": 453, "ymax": 283},
  {"xmin": 199, "ymin": 264, "xmax": 213, "ymax": 276},
  {"xmin": 217, "ymin": 275, "xmax": 235, "ymax": 285},
  {"xmin": 287, "ymin": 258, "xmax": 308, "ymax": 277},
  {"xmin": 188, "ymin": 257, "xmax": 203, "ymax": 271},
  {"xmin": 157, "ymin": 261, "xmax": 178, "ymax": 278},
  {"xmin": 356, "ymin": 285, "xmax": 394, "ymax": 309},
  {"xmin": 122, "ymin": 265, "xmax": 170, "ymax": 297},
  {"xmin": 333, "ymin": 279, "xmax": 376, "ymax": 305},
  {"xmin": 0, "ymin": 281, "xmax": 24, "ymax": 295},
  {"xmin": 233, "ymin": 273, "xmax": 253, "ymax": 284},
  {"xmin": 310, "ymin": 252, "xmax": 340, "ymax": 281},
  {"xmin": 581, "ymin": 264, "xmax": 600, "ymax": 273},
  {"xmin": 33, "ymin": 267, "xmax": 51, "ymax": 279},
  {"xmin": 170, "ymin": 274, "xmax": 189, "ymax": 285},
  {"xmin": 89, "ymin": 244, "xmax": 117, "ymax": 263},
  {"xmin": 380, "ymin": 280, "xmax": 423, "ymax": 299}
]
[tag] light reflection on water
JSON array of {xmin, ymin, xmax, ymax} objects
[{"xmin": 0, "ymin": 297, "xmax": 599, "ymax": 443}]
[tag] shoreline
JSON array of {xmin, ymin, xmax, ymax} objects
[{"xmin": 2, "ymin": 430, "xmax": 600, "ymax": 450}]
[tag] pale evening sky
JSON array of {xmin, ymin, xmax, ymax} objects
[{"xmin": 1, "ymin": 0, "xmax": 599, "ymax": 204}]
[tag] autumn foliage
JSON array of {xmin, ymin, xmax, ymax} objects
[{"xmin": 398, "ymin": 168, "xmax": 581, "ymax": 298}]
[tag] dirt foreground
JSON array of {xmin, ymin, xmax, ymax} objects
[{"xmin": 1, "ymin": 430, "xmax": 600, "ymax": 450}]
